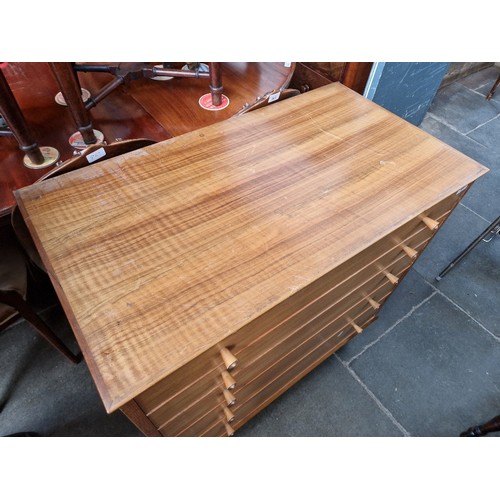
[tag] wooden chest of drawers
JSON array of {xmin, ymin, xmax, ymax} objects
[{"xmin": 15, "ymin": 83, "xmax": 488, "ymax": 436}]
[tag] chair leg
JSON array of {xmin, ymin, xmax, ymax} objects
[
  {"xmin": 208, "ymin": 62, "xmax": 223, "ymax": 106},
  {"xmin": 49, "ymin": 62, "xmax": 98, "ymax": 146},
  {"xmin": 1, "ymin": 290, "xmax": 80, "ymax": 364},
  {"xmin": 486, "ymin": 75, "xmax": 500, "ymax": 100},
  {"xmin": 460, "ymin": 414, "xmax": 500, "ymax": 437}
]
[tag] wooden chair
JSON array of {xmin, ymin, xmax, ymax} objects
[
  {"xmin": 236, "ymin": 63, "xmax": 300, "ymax": 115},
  {"xmin": 3, "ymin": 138, "xmax": 155, "ymax": 374},
  {"xmin": 12, "ymin": 138, "xmax": 156, "ymax": 272},
  {"xmin": 237, "ymin": 88, "xmax": 301, "ymax": 115},
  {"xmin": 0, "ymin": 222, "xmax": 79, "ymax": 363}
]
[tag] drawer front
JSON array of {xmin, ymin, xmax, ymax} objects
[
  {"xmin": 151, "ymin": 250, "xmax": 415, "ymax": 433},
  {"xmin": 169, "ymin": 268, "xmax": 404, "ymax": 437},
  {"xmin": 138, "ymin": 191, "xmax": 464, "ymax": 433},
  {"xmin": 206, "ymin": 305, "xmax": 381, "ymax": 437},
  {"xmin": 215, "ymin": 192, "xmax": 469, "ymax": 435},
  {"xmin": 181, "ymin": 302, "xmax": 381, "ymax": 437},
  {"xmin": 159, "ymin": 284, "xmax": 387, "ymax": 435},
  {"xmin": 145, "ymin": 223, "xmax": 436, "ymax": 431},
  {"xmin": 137, "ymin": 209, "xmax": 440, "ymax": 419}
]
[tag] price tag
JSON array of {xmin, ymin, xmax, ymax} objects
[
  {"xmin": 268, "ymin": 92, "xmax": 281, "ymax": 104},
  {"xmin": 86, "ymin": 147, "xmax": 106, "ymax": 164}
]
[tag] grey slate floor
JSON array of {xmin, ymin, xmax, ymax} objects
[{"xmin": 1, "ymin": 66, "xmax": 499, "ymax": 438}]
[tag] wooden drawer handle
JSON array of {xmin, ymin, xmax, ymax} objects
[
  {"xmin": 224, "ymin": 421, "xmax": 235, "ymax": 437},
  {"xmin": 223, "ymin": 389, "xmax": 236, "ymax": 406},
  {"xmin": 420, "ymin": 215, "xmax": 439, "ymax": 231},
  {"xmin": 222, "ymin": 370, "xmax": 236, "ymax": 390},
  {"xmin": 383, "ymin": 269, "xmax": 399, "ymax": 285},
  {"xmin": 224, "ymin": 406, "xmax": 235, "ymax": 423},
  {"xmin": 348, "ymin": 319, "xmax": 363, "ymax": 334},
  {"xmin": 223, "ymin": 406, "xmax": 235, "ymax": 423},
  {"xmin": 368, "ymin": 297, "xmax": 381, "ymax": 310},
  {"xmin": 220, "ymin": 347, "xmax": 238, "ymax": 370},
  {"xmin": 401, "ymin": 244, "xmax": 418, "ymax": 259}
]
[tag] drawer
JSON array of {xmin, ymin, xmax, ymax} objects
[
  {"xmin": 180, "ymin": 302, "xmax": 381, "ymax": 437},
  {"xmin": 169, "ymin": 272, "xmax": 401, "ymax": 436},
  {"xmin": 201, "ymin": 189, "xmax": 468, "ymax": 438},
  {"xmin": 137, "ymin": 215, "xmax": 437, "ymax": 421},
  {"xmin": 137, "ymin": 195, "xmax": 458, "ymax": 423},
  {"xmin": 207, "ymin": 304, "xmax": 381, "ymax": 437},
  {"xmin": 177, "ymin": 233, "xmax": 428, "ymax": 437},
  {"xmin": 150, "ymin": 249, "xmax": 417, "ymax": 433},
  {"xmin": 146, "ymin": 227, "xmax": 434, "ymax": 431}
]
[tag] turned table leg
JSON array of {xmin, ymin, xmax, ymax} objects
[
  {"xmin": 486, "ymin": 75, "xmax": 500, "ymax": 101},
  {"xmin": 49, "ymin": 62, "xmax": 100, "ymax": 147},
  {"xmin": 208, "ymin": 62, "xmax": 223, "ymax": 107},
  {"xmin": 460, "ymin": 414, "xmax": 500, "ymax": 437},
  {"xmin": 0, "ymin": 67, "xmax": 59, "ymax": 168}
]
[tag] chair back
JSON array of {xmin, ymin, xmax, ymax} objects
[
  {"xmin": 236, "ymin": 88, "xmax": 300, "ymax": 115},
  {"xmin": 11, "ymin": 138, "xmax": 156, "ymax": 271}
]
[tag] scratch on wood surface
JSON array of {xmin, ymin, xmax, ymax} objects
[
  {"xmin": 379, "ymin": 160, "xmax": 397, "ymax": 167},
  {"xmin": 243, "ymin": 144, "xmax": 256, "ymax": 160},
  {"xmin": 125, "ymin": 149, "xmax": 149, "ymax": 158},
  {"xmin": 108, "ymin": 162, "xmax": 130, "ymax": 182},
  {"xmin": 305, "ymin": 112, "xmax": 387, "ymax": 157}
]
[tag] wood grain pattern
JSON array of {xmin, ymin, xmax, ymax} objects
[
  {"xmin": 15, "ymin": 83, "xmax": 488, "ymax": 414},
  {"xmin": 0, "ymin": 62, "xmax": 169, "ymax": 218}
]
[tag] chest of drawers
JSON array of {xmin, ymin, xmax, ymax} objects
[{"xmin": 15, "ymin": 83, "xmax": 488, "ymax": 436}]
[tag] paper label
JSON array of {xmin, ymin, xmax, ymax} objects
[
  {"xmin": 86, "ymin": 147, "xmax": 106, "ymax": 164},
  {"xmin": 268, "ymin": 92, "xmax": 281, "ymax": 104}
]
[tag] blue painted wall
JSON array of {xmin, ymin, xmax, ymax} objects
[{"xmin": 365, "ymin": 62, "xmax": 450, "ymax": 126}]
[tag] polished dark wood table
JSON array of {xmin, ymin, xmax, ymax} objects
[{"xmin": 0, "ymin": 62, "xmax": 296, "ymax": 219}]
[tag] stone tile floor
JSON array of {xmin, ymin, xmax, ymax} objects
[{"xmin": 1, "ymin": 66, "xmax": 499, "ymax": 438}]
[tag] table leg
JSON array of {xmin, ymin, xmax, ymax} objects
[
  {"xmin": 208, "ymin": 62, "xmax": 223, "ymax": 106},
  {"xmin": 0, "ymin": 69, "xmax": 44, "ymax": 164},
  {"xmin": 460, "ymin": 414, "xmax": 500, "ymax": 437},
  {"xmin": 49, "ymin": 62, "xmax": 98, "ymax": 145},
  {"xmin": 486, "ymin": 75, "xmax": 500, "ymax": 100},
  {"xmin": 0, "ymin": 68, "xmax": 59, "ymax": 168}
]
